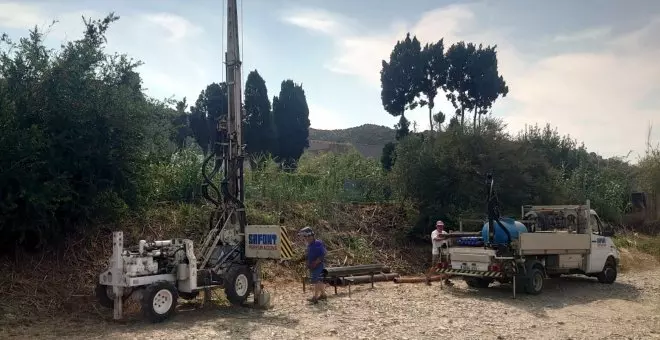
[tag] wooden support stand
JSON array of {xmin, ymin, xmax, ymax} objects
[{"xmin": 302, "ymin": 271, "xmax": 378, "ymax": 298}]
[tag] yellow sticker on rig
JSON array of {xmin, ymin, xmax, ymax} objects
[{"xmin": 279, "ymin": 226, "xmax": 294, "ymax": 260}]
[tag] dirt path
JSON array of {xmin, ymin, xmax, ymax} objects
[{"xmin": 5, "ymin": 269, "xmax": 660, "ymax": 340}]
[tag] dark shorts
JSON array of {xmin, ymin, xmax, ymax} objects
[{"xmin": 310, "ymin": 266, "xmax": 324, "ymax": 283}]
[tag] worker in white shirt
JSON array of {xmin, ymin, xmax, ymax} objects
[{"xmin": 427, "ymin": 220, "xmax": 453, "ymax": 286}]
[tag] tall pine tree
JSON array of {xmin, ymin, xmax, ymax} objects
[
  {"xmin": 188, "ymin": 82, "xmax": 227, "ymax": 154},
  {"xmin": 272, "ymin": 79, "xmax": 310, "ymax": 169},
  {"xmin": 244, "ymin": 70, "xmax": 275, "ymax": 168}
]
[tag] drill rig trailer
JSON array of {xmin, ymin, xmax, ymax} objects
[
  {"xmin": 96, "ymin": 224, "xmax": 294, "ymax": 322},
  {"xmin": 437, "ymin": 177, "xmax": 620, "ymax": 297},
  {"xmin": 95, "ymin": 0, "xmax": 296, "ymax": 323}
]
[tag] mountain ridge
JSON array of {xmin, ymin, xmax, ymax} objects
[{"xmin": 308, "ymin": 124, "xmax": 396, "ymax": 146}]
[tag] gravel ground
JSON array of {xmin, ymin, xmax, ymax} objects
[{"xmin": 6, "ymin": 269, "xmax": 660, "ymax": 340}]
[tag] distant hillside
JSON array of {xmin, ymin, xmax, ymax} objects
[{"xmin": 309, "ymin": 124, "xmax": 396, "ymax": 146}]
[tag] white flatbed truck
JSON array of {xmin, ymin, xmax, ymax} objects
[{"xmin": 436, "ymin": 178, "xmax": 620, "ymax": 297}]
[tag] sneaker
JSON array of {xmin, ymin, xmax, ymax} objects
[
  {"xmin": 307, "ymin": 297, "xmax": 319, "ymax": 304},
  {"xmin": 319, "ymin": 294, "xmax": 327, "ymax": 301}
]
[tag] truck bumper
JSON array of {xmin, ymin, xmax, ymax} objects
[{"xmin": 436, "ymin": 267, "xmax": 504, "ymax": 278}]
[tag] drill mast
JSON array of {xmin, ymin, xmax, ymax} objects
[
  {"xmin": 225, "ymin": 0, "xmax": 244, "ymax": 206},
  {"xmin": 198, "ymin": 0, "xmax": 247, "ymax": 267}
]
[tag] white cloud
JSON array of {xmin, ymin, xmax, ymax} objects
[
  {"xmin": 142, "ymin": 13, "xmax": 204, "ymax": 42},
  {"xmin": 0, "ymin": 3, "xmax": 212, "ymax": 103},
  {"xmin": 307, "ymin": 103, "xmax": 347, "ymax": 129},
  {"xmin": 0, "ymin": 2, "xmax": 46, "ymax": 29},
  {"xmin": 281, "ymin": 8, "xmax": 354, "ymax": 36},
  {"xmin": 281, "ymin": 4, "xmax": 660, "ymax": 158},
  {"xmin": 553, "ymin": 27, "xmax": 612, "ymax": 42}
]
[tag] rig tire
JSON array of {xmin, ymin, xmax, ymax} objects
[
  {"xmin": 224, "ymin": 266, "xmax": 254, "ymax": 306},
  {"xmin": 141, "ymin": 281, "xmax": 178, "ymax": 323},
  {"xmin": 597, "ymin": 258, "xmax": 617, "ymax": 284},
  {"xmin": 95, "ymin": 283, "xmax": 114, "ymax": 309}
]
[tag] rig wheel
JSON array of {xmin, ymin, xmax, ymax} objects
[
  {"xmin": 95, "ymin": 283, "xmax": 114, "ymax": 309},
  {"xmin": 141, "ymin": 281, "xmax": 178, "ymax": 323},
  {"xmin": 524, "ymin": 267, "xmax": 545, "ymax": 295},
  {"xmin": 224, "ymin": 266, "xmax": 254, "ymax": 306},
  {"xmin": 597, "ymin": 258, "xmax": 617, "ymax": 284}
]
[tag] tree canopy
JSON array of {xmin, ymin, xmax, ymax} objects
[
  {"xmin": 244, "ymin": 70, "xmax": 275, "ymax": 165},
  {"xmin": 189, "ymin": 82, "xmax": 228, "ymax": 154},
  {"xmin": 272, "ymin": 79, "xmax": 311, "ymax": 168},
  {"xmin": 418, "ymin": 39, "xmax": 448, "ymax": 132},
  {"xmin": 0, "ymin": 14, "xmax": 182, "ymax": 249},
  {"xmin": 380, "ymin": 34, "xmax": 508, "ymax": 132}
]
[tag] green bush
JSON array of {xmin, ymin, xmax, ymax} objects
[
  {"xmin": 143, "ymin": 147, "xmax": 204, "ymax": 205},
  {"xmin": 0, "ymin": 16, "xmax": 182, "ymax": 249},
  {"xmin": 244, "ymin": 149, "xmax": 389, "ymax": 205}
]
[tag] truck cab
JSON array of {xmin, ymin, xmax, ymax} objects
[{"xmin": 581, "ymin": 209, "xmax": 619, "ymax": 275}]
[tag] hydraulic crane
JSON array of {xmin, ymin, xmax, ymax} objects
[{"xmin": 95, "ymin": 0, "xmax": 293, "ymax": 322}]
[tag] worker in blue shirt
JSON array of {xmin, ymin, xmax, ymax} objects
[{"xmin": 298, "ymin": 226, "xmax": 327, "ymax": 303}]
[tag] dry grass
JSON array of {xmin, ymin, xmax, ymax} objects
[{"xmin": 614, "ymin": 229, "xmax": 660, "ymax": 272}]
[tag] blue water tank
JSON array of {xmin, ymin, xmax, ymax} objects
[{"xmin": 481, "ymin": 218, "xmax": 528, "ymax": 245}]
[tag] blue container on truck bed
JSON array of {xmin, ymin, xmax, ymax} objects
[{"xmin": 481, "ymin": 218, "xmax": 528, "ymax": 245}]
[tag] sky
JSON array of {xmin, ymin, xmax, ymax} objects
[{"xmin": 1, "ymin": 0, "xmax": 659, "ymax": 160}]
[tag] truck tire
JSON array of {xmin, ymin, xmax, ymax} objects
[
  {"xmin": 141, "ymin": 281, "xmax": 178, "ymax": 323},
  {"xmin": 224, "ymin": 266, "xmax": 253, "ymax": 306},
  {"xmin": 524, "ymin": 267, "xmax": 544, "ymax": 295},
  {"xmin": 95, "ymin": 283, "xmax": 114, "ymax": 309},
  {"xmin": 597, "ymin": 258, "xmax": 617, "ymax": 284},
  {"xmin": 465, "ymin": 277, "xmax": 493, "ymax": 288}
]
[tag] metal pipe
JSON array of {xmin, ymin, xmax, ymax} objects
[
  {"xmin": 322, "ymin": 264, "xmax": 386, "ymax": 277},
  {"xmin": 335, "ymin": 273, "xmax": 399, "ymax": 286},
  {"xmin": 394, "ymin": 275, "xmax": 445, "ymax": 284},
  {"xmin": 444, "ymin": 232, "xmax": 482, "ymax": 238}
]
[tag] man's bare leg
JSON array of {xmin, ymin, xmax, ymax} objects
[
  {"xmin": 317, "ymin": 282, "xmax": 327, "ymax": 300},
  {"xmin": 426, "ymin": 254, "xmax": 439, "ymax": 285}
]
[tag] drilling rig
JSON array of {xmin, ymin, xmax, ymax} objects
[{"xmin": 95, "ymin": 0, "xmax": 293, "ymax": 322}]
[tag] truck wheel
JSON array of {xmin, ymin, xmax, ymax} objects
[
  {"xmin": 524, "ymin": 267, "xmax": 544, "ymax": 295},
  {"xmin": 597, "ymin": 259, "xmax": 617, "ymax": 284},
  {"xmin": 465, "ymin": 277, "xmax": 493, "ymax": 288},
  {"xmin": 225, "ymin": 266, "xmax": 253, "ymax": 306},
  {"xmin": 141, "ymin": 281, "xmax": 178, "ymax": 323},
  {"xmin": 95, "ymin": 283, "xmax": 114, "ymax": 309}
]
